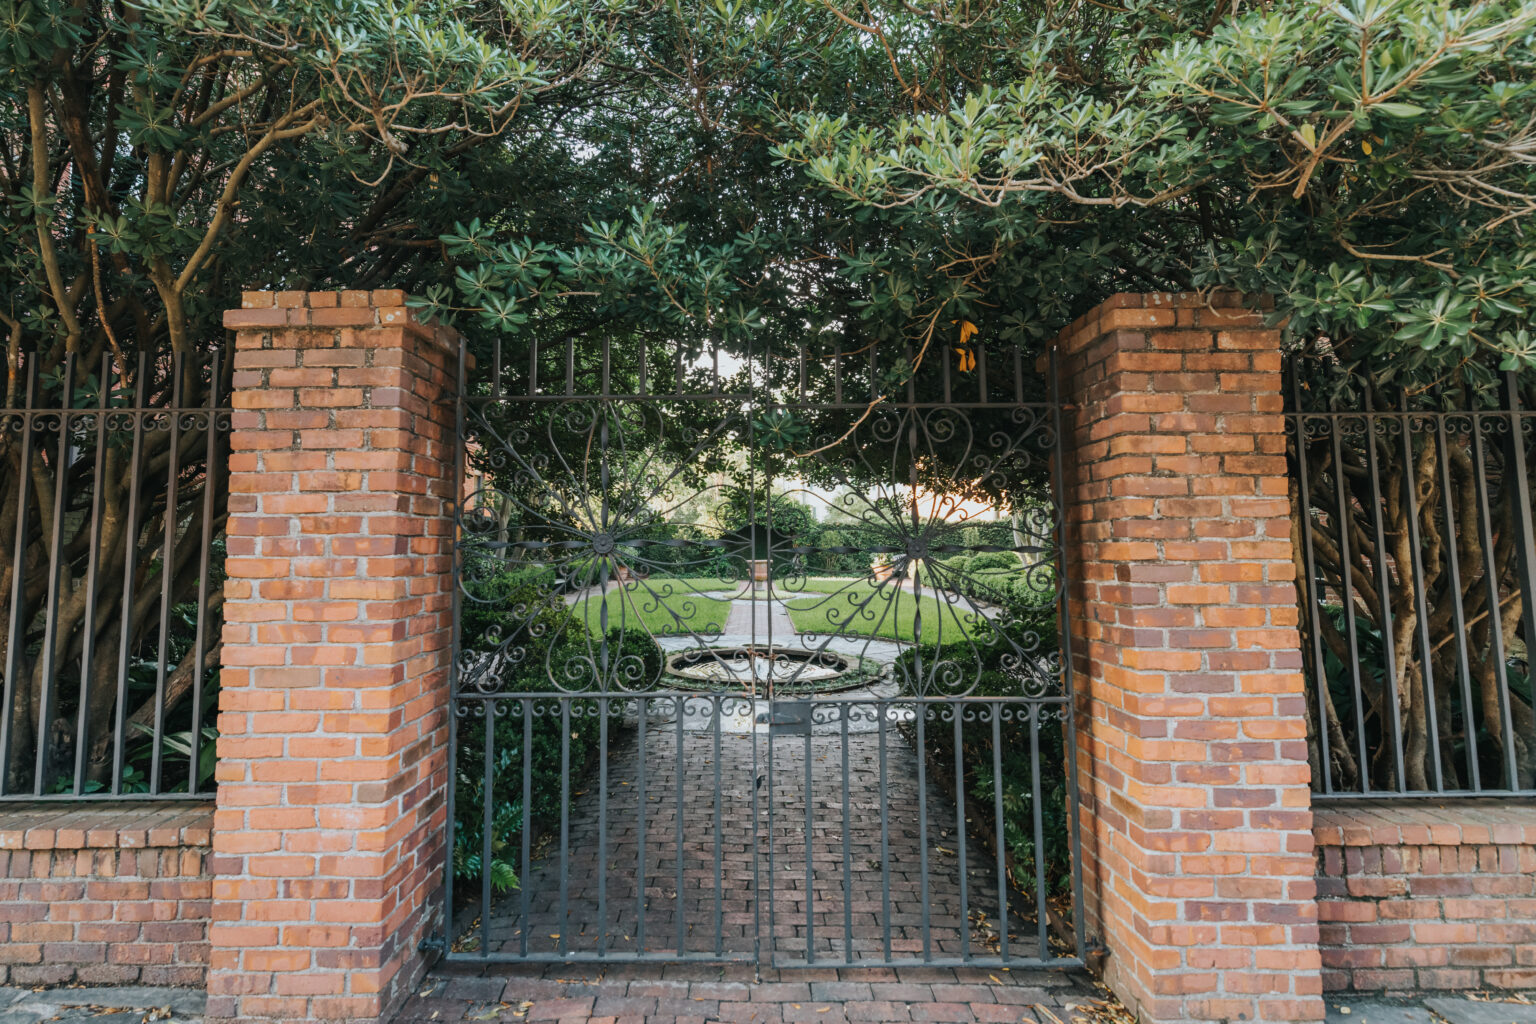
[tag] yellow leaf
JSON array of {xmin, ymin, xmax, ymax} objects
[
  {"xmin": 1361, "ymin": 139, "xmax": 1373, "ymax": 155},
  {"xmin": 1299, "ymin": 122, "xmax": 1317, "ymax": 151},
  {"xmin": 954, "ymin": 347, "xmax": 976, "ymax": 372},
  {"xmin": 958, "ymin": 319, "xmax": 979, "ymax": 345}
]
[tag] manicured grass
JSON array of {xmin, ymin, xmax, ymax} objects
[
  {"xmin": 784, "ymin": 580, "xmax": 985, "ymax": 642},
  {"xmin": 571, "ymin": 582, "xmax": 731, "ymax": 635}
]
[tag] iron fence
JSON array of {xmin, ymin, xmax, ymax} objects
[
  {"xmin": 441, "ymin": 332, "xmax": 1085, "ymax": 968},
  {"xmin": 1287, "ymin": 360, "xmax": 1536, "ymax": 797},
  {"xmin": 0, "ymin": 350, "xmax": 229, "ymax": 800}
]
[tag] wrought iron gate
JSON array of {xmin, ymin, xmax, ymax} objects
[{"xmin": 442, "ymin": 333, "xmax": 1085, "ymax": 970}]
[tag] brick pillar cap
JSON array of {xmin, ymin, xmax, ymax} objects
[
  {"xmin": 223, "ymin": 289, "xmax": 459, "ymax": 353},
  {"xmin": 1035, "ymin": 290, "xmax": 1275, "ymax": 372}
]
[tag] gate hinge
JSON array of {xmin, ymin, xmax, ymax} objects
[{"xmin": 419, "ymin": 931, "xmax": 447, "ymax": 957}]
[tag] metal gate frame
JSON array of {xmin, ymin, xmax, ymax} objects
[{"xmin": 439, "ymin": 333, "xmax": 1085, "ymax": 970}]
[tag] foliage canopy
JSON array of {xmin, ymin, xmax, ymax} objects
[{"xmin": 2, "ymin": 0, "xmax": 1532, "ymax": 392}]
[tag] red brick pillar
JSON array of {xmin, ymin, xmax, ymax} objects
[
  {"xmin": 210, "ymin": 290, "xmax": 457, "ymax": 1024},
  {"xmin": 1056, "ymin": 293, "xmax": 1323, "ymax": 1024}
]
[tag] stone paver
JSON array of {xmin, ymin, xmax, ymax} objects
[
  {"xmin": 1424, "ymin": 1000, "xmax": 1536, "ymax": 1024},
  {"xmin": 395, "ymin": 966, "xmax": 1101, "ymax": 1024},
  {"xmin": 0, "ymin": 987, "xmax": 203, "ymax": 1024}
]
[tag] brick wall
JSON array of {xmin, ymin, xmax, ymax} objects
[
  {"xmin": 212, "ymin": 290, "xmax": 457, "ymax": 1024},
  {"xmin": 1316, "ymin": 802, "xmax": 1536, "ymax": 992},
  {"xmin": 1055, "ymin": 292, "xmax": 1323, "ymax": 1024},
  {"xmin": 0, "ymin": 804, "xmax": 211, "ymax": 986}
]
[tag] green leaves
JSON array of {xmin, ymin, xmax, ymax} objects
[
  {"xmin": 1392, "ymin": 289, "xmax": 1477, "ymax": 351},
  {"xmin": 751, "ymin": 409, "xmax": 810, "ymax": 451}
]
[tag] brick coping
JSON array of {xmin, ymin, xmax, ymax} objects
[
  {"xmin": 0, "ymin": 801, "xmax": 213, "ymax": 850},
  {"xmin": 1312, "ymin": 799, "xmax": 1536, "ymax": 847},
  {"xmin": 225, "ymin": 288, "xmax": 459, "ymax": 352}
]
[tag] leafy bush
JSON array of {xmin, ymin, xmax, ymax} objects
[
  {"xmin": 453, "ymin": 561, "xmax": 660, "ymax": 893},
  {"xmin": 895, "ymin": 598, "xmax": 1072, "ymax": 904},
  {"xmin": 965, "ymin": 551, "xmax": 1019, "ymax": 573}
]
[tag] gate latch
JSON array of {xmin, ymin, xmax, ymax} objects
[{"xmin": 758, "ymin": 701, "xmax": 814, "ymax": 735}]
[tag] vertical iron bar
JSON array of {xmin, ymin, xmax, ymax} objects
[
  {"xmin": 598, "ymin": 698, "xmax": 609, "ymax": 958},
  {"xmin": 1050, "ymin": 348, "xmax": 1088, "ymax": 959},
  {"xmin": 1361, "ymin": 401, "xmax": 1407, "ymax": 790},
  {"xmin": 491, "ymin": 335, "xmax": 502, "ymax": 402},
  {"xmin": 992, "ymin": 703, "xmax": 1008, "ymax": 963},
  {"xmin": 675, "ymin": 703, "xmax": 685, "ymax": 954},
  {"xmin": 763, "ymin": 690, "xmax": 773, "ymax": 968},
  {"xmin": 1470, "ymin": 413, "xmax": 1520, "ymax": 789},
  {"xmin": 559, "ymin": 700, "xmax": 571, "ymax": 956},
  {"xmin": 841, "ymin": 708, "xmax": 853, "ymax": 963},
  {"xmin": 35, "ymin": 355, "xmax": 77, "ymax": 794},
  {"xmin": 1434, "ymin": 411, "xmax": 1480, "ymax": 789},
  {"xmin": 482, "ymin": 708, "xmax": 493, "ymax": 958},
  {"xmin": 74, "ymin": 352, "xmax": 112, "ymax": 794},
  {"xmin": 1501, "ymin": 372, "xmax": 1536, "ymax": 789},
  {"xmin": 520, "ymin": 699, "xmax": 531, "ymax": 957},
  {"xmin": 149, "ymin": 353, "xmax": 186, "ymax": 793},
  {"xmin": 916, "ymin": 703, "xmax": 931, "ymax": 961},
  {"xmin": 878, "ymin": 701, "xmax": 892, "ymax": 963},
  {"xmin": 1030, "ymin": 707, "xmax": 1048, "ymax": 959},
  {"xmin": 636, "ymin": 698, "xmax": 647, "ymax": 953},
  {"xmin": 804, "ymin": 724, "xmax": 814, "ymax": 963},
  {"xmin": 1398, "ymin": 396, "xmax": 1442, "ymax": 791},
  {"xmin": 111, "ymin": 354, "xmax": 149, "ymax": 794},
  {"xmin": 1330, "ymin": 415, "xmax": 1372, "ymax": 790},
  {"xmin": 187, "ymin": 350, "xmax": 221, "ymax": 793},
  {"xmin": 0, "ymin": 359, "xmax": 39, "ymax": 795},
  {"xmin": 443, "ymin": 339, "xmax": 467, "ymax": 947},
  {"xmin": 1289, "ymin": 369, "xmax": 1335, "ymax": 793},
  {"xmin": 953, "ymin": 705, "xmax": 969, "ymax": 961}
]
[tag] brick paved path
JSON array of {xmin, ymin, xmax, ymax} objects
[
  {"xmin": 396, "ymin": 963, "xmax": 1102, "ymax": 1023},
  {"xmin": 455, "ymin": 718, "xmax": 1039, "ymax": 964},
  {"xmin": 425, "ymin": 714, "xmax": 1084, "ymax": 1021}
]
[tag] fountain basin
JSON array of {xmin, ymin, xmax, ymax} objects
[{"xmin": 664, "ymin": 646, "xmax": 876, "ymax": 693}]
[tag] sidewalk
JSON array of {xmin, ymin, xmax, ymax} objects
[{"xmin": 4, "ymin": 984, "xmax": 1533, "ymax": 1024}]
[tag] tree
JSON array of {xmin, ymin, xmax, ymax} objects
[{"xmin": 0, "ymin": 0, "xmax": 624, "ymax": 791}]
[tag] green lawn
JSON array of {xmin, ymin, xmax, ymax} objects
[
  {"xmin": 784, "ymin": 581, "xmax": 985, "ymax": 642},
  {"xmin": 571, "ymin": 582, "xmax": 731, "ymax": 635}
]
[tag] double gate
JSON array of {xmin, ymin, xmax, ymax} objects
[{"xmin": 442, "ymin": 333, "xmax": 1084, "ymax": 969}]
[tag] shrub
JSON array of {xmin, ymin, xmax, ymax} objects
[
  {"xmin": 453, "ymin": 561, "xmax": 660, "ymax": 894},
  {"xmin": 893, "ymin": 601, "xmax": 1071, "ymax": 903}
]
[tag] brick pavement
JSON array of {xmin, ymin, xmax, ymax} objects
[
  {"xmin": 395, "ymin": 963, "xmax": 1102, "ymax": 1023},
  {"xmin": 418, "ymin": 713, "xmax": 1085, "ymax": 1022},
  {"xmin": 454, "ymin": 717, "xmax": 1044, "ymax": 964}
]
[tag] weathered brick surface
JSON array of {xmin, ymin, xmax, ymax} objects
[
  {"xmin": 1054, "ymin": 292, "xmax": 1323, "ymax": 1024},
  {"xmin": 0, "ymin": 803, "xmax": 211, "ymax": 987},
  {"xmin": 1315, "ymin": 801, "xmax": 1536, "ymax": 993},
  {"xmin": 212, "ymin": 290, "xmax": 458, "ymax": 1024},
  {"xmin": 392, "ymin": 964, "xmax": 1102, "ymax": 1023}
]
